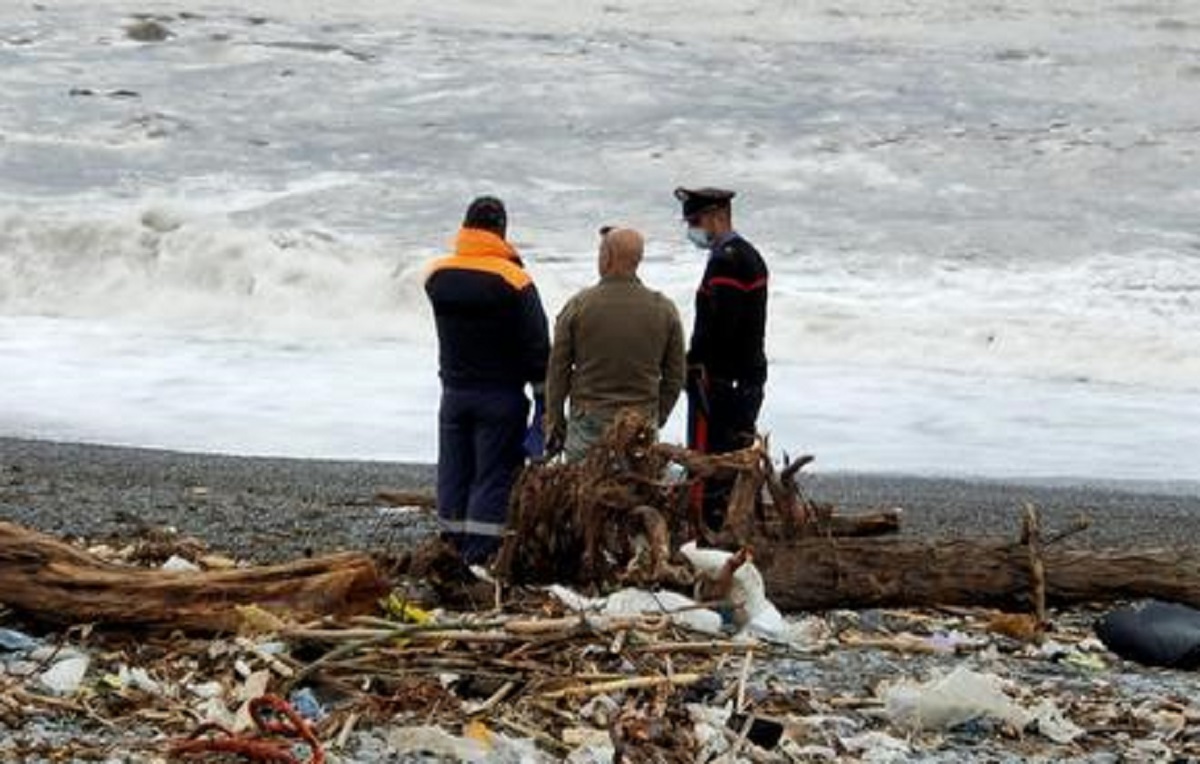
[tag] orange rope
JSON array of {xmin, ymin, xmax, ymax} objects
[{"xmin": 169, "ymin": 694, "xmax": 325, "ymax": 764}]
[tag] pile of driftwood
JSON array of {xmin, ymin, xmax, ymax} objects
[
  {"xmin": 493, "ymin": 410, "xmax": 1200, "ymax": 620},
  {"xmin": 495, "ymin": 410, "xmax": 900, "ymax": 589}
]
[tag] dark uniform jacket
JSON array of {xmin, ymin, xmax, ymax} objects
[
  {"xmin": 689, "ymin": 233, "xmax": 768, "ymax": 385},
  {"xmin": 425, "ymin": 228, "xmax": 549, "ymax": 390}
]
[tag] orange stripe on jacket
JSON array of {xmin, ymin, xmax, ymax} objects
[{"xmin": 427, "ymin": 228, "xmax": 531, "ymax": 291}]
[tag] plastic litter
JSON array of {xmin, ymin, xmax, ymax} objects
[
  {"xmin": 1095, "ymin": 600, "xmax": 1200, "ymax": 668},
  {"xmin": 678, "ymin": 542, "xmax": 790, "ymax": 641},
  {"xmin": 884, "ymin": 666, "xmax": 1030, "ymax": 732},
  {"xmin": 288, "ymin": 687, "xmax": 326, "ymax": 721},
  {"xmin": 0, "ymin": 628, "xmax": 39, "ymax": 653},
  {"xmin": 109, "ymin": 664, "xmax": 164, "ymax": 695},
  {"xmin": 162, "ymin": 554, "xmax": 201, "ymax": 573},
  {"xmin": 39, "ymin": 655, "xmax": 90, "ymax": 696},
  {"xmin": 384, "ymin": 725, "xmax": 547, "ymax": 763},
  {"xmin": 547, "ymin": 584, "xmax": 724, "ymax": 634},
  {"xmin": 839, "ymin": 731, "xmax": 911, "ymax": 763},
  {"xmin": 688, "ymin": 704, "xmax": 732, "ymax": 761},
  {"xmin": 1030, "ymin": 698, "xmax": 1085, "ymax": 744}
]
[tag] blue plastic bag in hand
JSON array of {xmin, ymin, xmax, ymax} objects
[{"xmin": 523, "ymin": 396, "xmax": 546, "ymax": 459}]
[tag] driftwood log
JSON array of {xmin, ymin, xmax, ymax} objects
[
  {"xmin": 0, "ymin": 521, "xmax": 388, "ymax": 633},
  {"xmin": 760, "ymin": 536, "xmax": 1200, "ymax": 612}
]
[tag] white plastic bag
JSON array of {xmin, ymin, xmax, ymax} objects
[{"xmin": 884, "ymin": 666, "xmax": 1029, "ymax": 732}]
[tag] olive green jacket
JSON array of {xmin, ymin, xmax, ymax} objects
[{"xmin": 545, "ymin": 274, "xmax": 685, "ymax": 450}]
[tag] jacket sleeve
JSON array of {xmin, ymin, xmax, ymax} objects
[
  {"xmin": 519, "ymin": 283, "xmax": 550, "ymax": 388},
  {"xmin": 544, "ymin": 297, "xmax": 577, "ymax": 441},
  {"xmin": 688, "ymin": 252, "xmax": 744, "ymax": 370},
  {"xmin": 658, "ymin": 299, "xmax": 686, "ymax": 426}
]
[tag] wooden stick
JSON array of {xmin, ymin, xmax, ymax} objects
[
  {"xmin": 465, "ymin": 680, "xmax": 517, "ymax": 716},
  {"xmin": 736, "ymin": 649, "xmax": 754, "ymax": 712},
  {"xmin": 374, "ymin": 489, "xmax": 436, "ymax": 509},
  {"xmin": 1024, "ymin": 503, "xmax": 1048, "ymax": 635},
  {"xmin": 540, "ymin": 672, "xmax": 703, "ymax": 700}
]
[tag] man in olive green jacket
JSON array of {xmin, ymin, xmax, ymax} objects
[{"xmin": 545, "ymin": 227, "xmax": 686, "ymax": 461}]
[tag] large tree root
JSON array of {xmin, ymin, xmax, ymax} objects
[{"xmin": 0, "ymin": 521, "xmax": 388, "ymax": 633}]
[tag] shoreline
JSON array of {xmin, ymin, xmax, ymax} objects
[{"xmin": 2, "ymin": 436, "xmax": 1199, "ymax": 562}]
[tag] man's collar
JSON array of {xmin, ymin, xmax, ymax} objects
[{"xmin": 709, "ymin": 230, "xmax": 739, "ymax": 251}]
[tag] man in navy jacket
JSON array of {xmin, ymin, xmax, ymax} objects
[{"xmin": 425, "ymin": 197, "xmax": 549, "ymax": 563}]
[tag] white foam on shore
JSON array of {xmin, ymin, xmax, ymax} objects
[{"xmin": 3, "ymin": 315, "xmax": 1198, "ymax": 482}]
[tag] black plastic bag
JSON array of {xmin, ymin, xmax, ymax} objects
[{"xmin": 1095, "ymin": 600, "xmax": 1200, "ymax": 669}]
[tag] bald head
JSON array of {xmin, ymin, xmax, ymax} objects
[{"xmin": 598, "ymin": 227, "xmax": 644, "ymax": 278}]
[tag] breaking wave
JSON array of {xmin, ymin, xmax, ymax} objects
[{"xmin": 0, "ymin": 206, "xmax": 433, "ymax": 341}]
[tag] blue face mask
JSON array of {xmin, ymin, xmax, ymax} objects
[{"xmin": 686, "ymin": 227, "xmax": 711, "ymax": 249}]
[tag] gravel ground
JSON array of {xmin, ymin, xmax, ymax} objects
[
  {"xmin": 3, "ymin": 437, "xmax": 1200, "ymax": 763},
  {"xmin": 1, "ymin": 437, "xmax": 1199, "ymax": 561}
]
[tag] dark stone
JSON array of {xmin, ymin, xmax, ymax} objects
[
  {"xmin": 726, "ymin": 713, "xmax": 784, "ymax": 750},
  {"xmin": 126, "ymin": 20, "xmax": 173, "ymax": 43}
]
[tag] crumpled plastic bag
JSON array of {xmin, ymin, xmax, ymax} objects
[
  {"xmin": 385, "ymin": 724, "xmax": 548, "ymax": 763},
  {"xmin": 884, "ymin": 666, "xmax": 1030, "ymax": 732},
  {"xmin": 678, "ymin": 542, "xmax": 788, "ymax": 639},
  {"xmin": 546, "ymin": 585, "xmax": 723, "ymax": 634},
  {"xmin": 1095, "ymin": 600, "xmax": 1200, "ymax": 668},
  {"xmin": 39, "ymin": 655, "xmax": 90, "ymax": 697},
  {"xmin": 1029, "ymin": 698, "xmax": 1085, "ymax": 743},
  {"xmin": 0, "ymin": 628, "xmax": 39, "ymax": 653}
]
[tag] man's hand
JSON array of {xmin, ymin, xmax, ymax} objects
[
  {"xmin": 544, "ymin": 414, "xmax": 566, "ymax": 459},
  {"xmin": 524, "ymin": 395, "xmax": 548, "ymax": 460}
]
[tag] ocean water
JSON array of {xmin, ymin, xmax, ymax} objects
[{"xmin": 1, "ymin": 0, "xmax": 1198, "ymax": 482}]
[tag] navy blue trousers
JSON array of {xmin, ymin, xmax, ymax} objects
[{"xmin": 437, "ymin": 386, "xmax": 528, "ymax": 564}]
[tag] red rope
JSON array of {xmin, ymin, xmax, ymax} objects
[{"xmin": 169, "ymin": 694, "xmax": 325, "ymax": 764}]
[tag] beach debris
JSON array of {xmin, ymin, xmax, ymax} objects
[
  {"xmin": 0, "ymin": 520, "xmax": 387, "ymax": 633},
  {"xmin": 883, "ymin": 666, "xmax": 1029, "ymax": 732},
  {"xmin": 838, "ymin": 731, "xmax": 912, "ymax": 762},
  {"xmin": 103, "ymin": 664, "xmax": 164, "ymax": 696},
  {"xmin": 288, "ymin": 688, "xmax": 326, "ymax": 722},
  {"xmin": 548, "ymin": 584, "xmax": 724, "ymax": 634},
  {"xmin": 385, "ymin": 724, "xmax": 546, "ymax": 762},
  {"xmin": 1095, "ymin": 600, "xmax": 1200, "ymax": 668},
  {"xmin": 38, "ymin": 653, "xmax": 90, "ymax": 696},
  {"xmin": 162, "ymin": 554, "xmax": 201, "ymax": 573},
  {"xmin": 0, "ymin": 627, "xmax": 38, "ymax": 653},
  {"xmin": 1, "ymin": 593, "xmax": 1198, "ymax": 761},
  {"xmin": 374, "ymin": 489, "xmax": 437, "ymax": 510},
  {"xmin": 681, "ymin": 542, "xmax": 788, "ymax": 637},
  {"xmin": 1029, "ymin": 698, "xmax": 1086, "ymax": 743},
  {"xmin": 169, "ymin": 694, "xmax": 324, "ymax": 763},
  {"xmin": 3, "ymin": 523, "xmax": 1200, "ymax": 761},
  {"xmin": 495, "ymin": 409, "xmax": 901, "ymax": 590}
]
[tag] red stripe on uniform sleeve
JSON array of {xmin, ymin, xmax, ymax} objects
[{"xmin": 703, "ymin": 276, "xmax": 768, "ymax": 292}]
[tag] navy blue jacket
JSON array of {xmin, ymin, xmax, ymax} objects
[
  {"xmin": 689, "ymin": 233, "xmax": 768, "ymax": 385},
  {"xmin": 426, "ymin": 228, "xmax": 549, "ymax": 390}
]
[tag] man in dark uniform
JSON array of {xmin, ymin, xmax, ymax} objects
[
  {"xmin": 675, "ymin": 187, "xmax": 768, "ymax": 530},
  {"xmin": 425, "ymin": 197, "xmax": 549, "ymax": 564}
]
